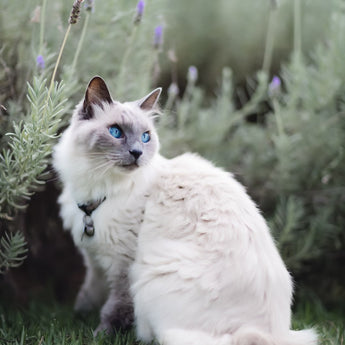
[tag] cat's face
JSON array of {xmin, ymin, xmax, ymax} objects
[{"xmin": 71, "ymin": 76, "xmax": 161, "ymax": 174}]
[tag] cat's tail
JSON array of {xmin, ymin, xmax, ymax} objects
[
  {"xmin": 158, "ymin": 327, "xmax": 318, "ymax": 345},
  {"xmin": 232, "ymin": 327, "xmax": 318, "ymax": 345},
  {"xmin": 280, "ymin": 329, "xmax": 318, "ymax": 345}
]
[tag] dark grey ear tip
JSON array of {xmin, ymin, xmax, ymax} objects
[
  {"xmin": 88, "ymin": 75, "xmax": 105, "ymax": 84},
  {"xmin": 81, "ymin": 76, "xmax": 112, "ymax": 120},
  {"xmin": 86, "ymin": 76, "xmax": 108, "ymax": 91}
]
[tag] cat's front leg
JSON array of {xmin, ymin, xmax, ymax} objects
[
  {"xmin": 74, "ymin": 249, "xmax": 108, "ymax": 313},
  {"xmin": 94, "ymin": 276, "xmax": 133, "ymax": 336}
]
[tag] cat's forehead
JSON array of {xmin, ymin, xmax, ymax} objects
[{"xmin": 98, "ymin": 101, "xmax": 152, "ymax": 128}]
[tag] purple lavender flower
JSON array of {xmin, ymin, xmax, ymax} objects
[
  {"xmin": 137, "ymin": 0, "xmax": 144, "ymax": 16},
  {"xmin": 36, "ymin": 55, "xmax": 45, "ymax": 70},
  {"xmin": 84, "ymin": 0, "xmax": 94, "ymax": 12},
  {"xmin": 134, "ymin": 0, "xmax": 145, "ymax": 24},
  {"xmin": 268, "ymin": 75, "xmax": 281, "ymax": 96},
  {"xmin": 188, "ymin": 66, "xmax": 198, "ymax": 83},
  {"xmin": 69, "ymin": 0, "xmax": 84, "ymax": 24},
  {"xmin": 154, "ymin": 25, "xmax": 163, "ymax": 49},
  {"xmin": 168, "ymin": 82, "xmax": 179, "ymax": 97}
]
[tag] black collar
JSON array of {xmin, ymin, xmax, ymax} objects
[
  {"xmin": 77, "ymin": 197, "xmax": 106, "ymax": 216},
  {"xmin": 77, "ymin": 197, "xmax": 106, "ymax": 237}
]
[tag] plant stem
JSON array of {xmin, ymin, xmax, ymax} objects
[
  {"xmin": 48, "ymin": 24, "xmax": 72, "ymax": 98},
  {"xmin": 164, "ymin": 91, "xmax": 177, "ymax": 114},
  {"xmin": 71, "ymin": 11, "xmax": 91, "ymax": 72},
  {"xmin": 273, "ymin": 99, "xmax": 284, "ymax": 137},
  {"xmin": 294, "ymin": 0, "xmax": 302, "ymax": 58},
  {"xmin": 262, "ymin": 6, "xmax": 277, "ymax": 73},
  {"xmin": 117, "ymin": 25, "xmax": 139, "ymax": 99},
  {"xmin": 39, "ymin": 0, "xmax": 47, "ymax": 54}
]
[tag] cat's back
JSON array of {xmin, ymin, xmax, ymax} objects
[
  {"xmin": 133, "ymin": 153, "xmax": 292, "ymax": 336},
  {"xmin": 155, "ymin": 152, "xmax": 244, "ymax": 200},
  {"xmin": 138, "ymin": 152, "xmax": 280, "ymax": 265},
  {"xmin": 146, "ymin": 152, "xmax": 260, "ymax": 239},
  {"xmin": 139, "ymin": 152, "xmax": 289, "ymax": 280}
]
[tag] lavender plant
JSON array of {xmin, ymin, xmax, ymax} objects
[
  {"xmin": 0, "ymin": 78, "xmax": 66, "ymax": 215},
  {"xmin": 0, "ymin": 0, "xmax": 87, "ymax": 272},
  {"xmin": 0, "ymin": 232, "xmax": 27, "ymax": 274},
  {"xmin": 0, "ymin": 0, "xmax": 166, "ymax": 273}
]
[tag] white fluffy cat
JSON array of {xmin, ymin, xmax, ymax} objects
[
  {"xmin": 130, "ymin": 154, "xmax": 317, "ymax": 345},
  {"xmin": 54, "ymin": 76, "xmax": 317, "ymax": 345}
]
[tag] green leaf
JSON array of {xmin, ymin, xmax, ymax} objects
[{"xmin": 0, "ymin": 231, "xmax": 28, "ymax": 274}]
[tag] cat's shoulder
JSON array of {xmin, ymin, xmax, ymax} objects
[
  {"xmin": 165, "ymin": 152, "xmax": 231, "ymax": 179},
  {"xmin": 155, "ymin": 152, "xmax": 244, "ymax": 195}
]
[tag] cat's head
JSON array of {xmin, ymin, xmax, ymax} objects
[{"xmin": 70, "ymin": 76, "xmax": 161, "ymax": 174}]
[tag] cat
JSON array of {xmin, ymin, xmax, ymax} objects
[
  {"xmin": 54, "ymin": 76, "xmax": 318, "ymax": 345},
  {"xmin": 53, "ymin": 76, "xmax": 163, "ymax": 334}
]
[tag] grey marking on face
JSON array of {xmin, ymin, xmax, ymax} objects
[
  {"xmin": 73, "ymin": 77, "xmax": 161, "ymax": 174},
  {"xmin": 77, "ymin": 102, "xmax": 159, "ymax": 173}
]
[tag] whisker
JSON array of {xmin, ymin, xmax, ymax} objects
[
  {"xmin": 91, "ymin": 160, "xmax": 114, "ymax": 173},
  {"xmin": 69, "ymin": 152, "xmax": 124, "ymax": 177},
  {"xmin": 100, "ymin": 162, "xmax": 115, "ymax": 177}
]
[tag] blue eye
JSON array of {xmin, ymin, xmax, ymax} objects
[
  {"xmin": 142, "ymin": 131, "xmax": 150, "ymax": 143},
  {"xmin": 109, "ymin": 126, "xmax": 123, "ymax": 139}
]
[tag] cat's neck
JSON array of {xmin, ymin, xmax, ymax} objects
[
  {"xmin": 55, "ymin": 134, "xmax": 165, "ymax": 204},
  {"xmin": 67, "ymin": 153, "xmax": 164, "ymax": 203}
]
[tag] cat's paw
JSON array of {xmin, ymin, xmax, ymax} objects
[
  {"xmin": 93, "ymin": 313, "xmax": 133, "ymax": 338},
  {"xmin": 109, "ymin": 309, "xmax": 134, "ymax": 331},
  {"xmin": 95, "ymin": 304, "xmax": 134, "ymax": 337},
  {"xmin": 74, "ymin": 289, "xmax": 102, "ymax": 314},
  {"xmin": 93, "ymin": 321, "xmax": 113, "ymax": 337}
]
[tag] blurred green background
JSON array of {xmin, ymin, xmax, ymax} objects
[{"xmin": 0, "ymin": 0, "xmax": 344, "ymax": 334}]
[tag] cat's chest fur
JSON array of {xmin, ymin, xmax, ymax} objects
[
  {"xmin": 58, "ymin": 177, "xmax": 153, "ymax": 271},
  {"xmin": 79, "ymin": 195, "xmax": 143, "ymax": 253},
  {"xmin": 55, "ymin": 143, "xmax": 165, "ymax": 275}
]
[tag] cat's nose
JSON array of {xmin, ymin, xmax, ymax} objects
[{"xmin": 129, "ymin": 149, "xmax": 143, "ymax": 160}]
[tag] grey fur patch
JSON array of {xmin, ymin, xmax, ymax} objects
[{"xmin": 73, "ymin": 100, "xmax": 159, "ymax": 174}]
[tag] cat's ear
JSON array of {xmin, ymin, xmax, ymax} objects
[
  {"xmin": 81, "ymin": 76, "xmax": 112, "ymax": 119},
  {"xmin": 138, "ymin": 88, "xmax": 162, "ymax": 111}
]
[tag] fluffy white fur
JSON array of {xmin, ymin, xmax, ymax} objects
[
  {"xmin": 130, "ymin": 154, "xmax": 318, "ymax": 345},
  {"xmin": 54, "ymin": 77, "xmax": 317, "ymax": 344}
]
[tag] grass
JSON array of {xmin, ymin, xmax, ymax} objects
[
  {"xmin": 0, "ymin": 297, "xmax": 343, "ymax": 345},
  {"xmin": 292, "ymin": 303, "xmax": 345, "ymax": 345},
  {"xmin": 0, "ymin": 298, "xmax": 140, "ymax": 345}
]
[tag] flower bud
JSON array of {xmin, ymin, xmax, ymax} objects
[
  {"xmin": 134, "ymin": 0, "xmax": 145, "ymax": 24},
  {"xmin": 154, "ymin": 25, "xmax": 163, "ymax": 49},
  {"xmin": 36, "ymin": 55, "xmax": 45, "ymax": 70}
]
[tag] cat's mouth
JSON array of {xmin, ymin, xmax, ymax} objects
[{"xmin": 121, "ymin": 162, "xmax": 140, "ymax": 170}]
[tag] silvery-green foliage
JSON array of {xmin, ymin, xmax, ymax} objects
[
  {"xmin": 0, "ymin": 0, "xmax": 165, "ymax": 273},
  {"xmin": 0, "ymin": 232, "xmax": 27, "ymax": 274},
  {"xmin": 0, "ymin": 77, "xmax": 68, "ymax": 216},
  {"xmin": 159, "ymin": 68, "xmax": 269, "ymax": 167}
]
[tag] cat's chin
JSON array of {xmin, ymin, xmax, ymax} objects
[{"xmin": 120, "ymin": 163, "xmax": 140, "ymax": 172}]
